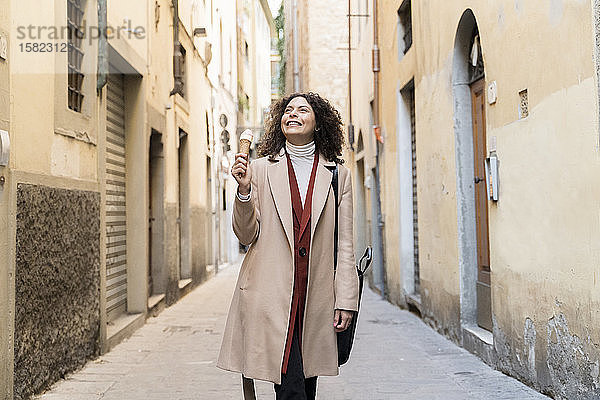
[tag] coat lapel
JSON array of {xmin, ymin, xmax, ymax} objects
[
  {"xmin": 267, "ymin": 149, "xmax": 294, "ymax": 255},
  {"xmin": 310, "ymin": 154, "xmax": 336, "ymax": 239}
]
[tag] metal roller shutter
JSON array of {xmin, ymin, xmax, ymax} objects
[
  {"xmin": 409, "ymin": 88, "xmax": 420, "ymax": 294},
  {"xmin": 105, "ymin": 72, "xmax": 127, "ymax": 320}
]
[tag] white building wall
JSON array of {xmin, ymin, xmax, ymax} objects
[
  {"xmin": 208, "ymin": 0, "xmax": 239, "ymax": 265},
  {"xmin": 255, "ymin": 1, "xmax": 272, "ymax": 125}
]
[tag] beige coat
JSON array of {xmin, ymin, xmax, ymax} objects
[{"xmin": 217, "ymin": 148, "xmax": 358, "ymax": 384}]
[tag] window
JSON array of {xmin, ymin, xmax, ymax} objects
[
  {"xmin": 397, "ymin": 0, "xmax": 412, "ymax": 56},
  {"xmin": 67, "ymin": 0, "xmax": 85, "ymax": 112},
  {"xmin": 174, "ymin": 44, "xmax": 186, "ymax": 98},
  {"xmin": 357, "ymin": 130, "xmax": 364, "ymax": 153},
  {"xmin": 219, "ymin": 20, "xmax": 224, "ymax": 78},
  {"xmin": 205, "ymin": 112, "xmax": 211, "ymax": 149},
  {"xmin": 243, "ymin": 93, "xmax": 250, "ymax": 121},
  {"xmin": 468, "ymin": 30, "xmax": 484, "ymax": 84},
  {"xmin": 238, "ymin": 88, "xmax": 250, "ymax": 121}
]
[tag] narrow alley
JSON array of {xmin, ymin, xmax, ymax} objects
[
  {"xmin": 36, "ymin": 260, "xmax": 549, "ymax": 400},
  {"xmin": 1, "ymin": 0, "xmax": 600, "ymax": 399}
]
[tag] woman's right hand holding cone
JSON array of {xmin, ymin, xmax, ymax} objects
[{"xmin": 231, "ymin": 153, "xmax": 251, "ymax": 195}]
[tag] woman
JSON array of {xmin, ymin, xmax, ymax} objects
[{"xmin": 217, "ymin": 92, "xmax": 358, "ymax": 400}]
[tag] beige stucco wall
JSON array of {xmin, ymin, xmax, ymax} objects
[
  {"xmin": 10, "ymin": 0, "xmax": 99, "ymax": 181},
  {"xmin": 5, "ymin": 0, "xmax": 101, "ymax": 395},
  {"xmin": 0, "ymin": 0, "xmax": 9, "ymax": 396},
  {"xmin": 178, "ymin": 22, "xmax": 213, "ymax": 280},
  {"xmin": 148, "ymin": 0, "xmax": 174, "ymax": 122},
  {"xmin": 347, "ymin": 0, "xmax": 376, "ymax": 266},
  {"xmin": 146, "ymin": 0, "xmax": 213, "ymax": 300},
  {"xmin": 96, "ymin": 0, "xmax": 149, "ymax": 343},
  {"xmin": 377, "ymin": 0, "xmax": 600, "ymax": 395},
  {"xmin": 1, "ymin": 0, "xmax": 218, "ymax": 395}
]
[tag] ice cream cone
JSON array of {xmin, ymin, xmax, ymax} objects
[{"xmin": 239, "ymin": 129, "xmax": 253, "ymax": 155}]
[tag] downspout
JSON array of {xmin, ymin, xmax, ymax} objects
[
  {"xmin": 372, "ymin": 0, "xmax": 386, "ymax": 297},
  {"xmin": 292, "ymin": 0, "xmax": 299, "ymax": 91},
  {"xmin": 97, "ymin": 0, "xmax": 108, "ymax": 93},
  {"xmin": 347, "ymin": 0, "xmax": 354, "ymax": 150}
]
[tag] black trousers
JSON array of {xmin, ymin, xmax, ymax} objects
[{"xmin": 274, "ymin": 324, "xmax": 318, "ymax": 400}]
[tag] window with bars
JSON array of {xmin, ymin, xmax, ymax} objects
[
  {"xmin": 174, "ymin": 44, "xmax": 187, "ymax": 98},
  {"xmin": 397, "ymin": 0, "xmax": 412, "ymax": 56},
  {"xmin": 468, "ymin": 28, "xmax": 484, "ymax": 84},
  {"xmin": 68, "ymin": 0, "xmax": 85, "ymax": 112}
]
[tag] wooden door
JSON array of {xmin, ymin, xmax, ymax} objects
[{"xmin": 471, "ymin": 78, "xmax": 492, "ymax": 331}]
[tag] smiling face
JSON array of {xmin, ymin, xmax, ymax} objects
[{"xmin": 280, "ymin": 96, "xmax": 317, "ymax": 145}]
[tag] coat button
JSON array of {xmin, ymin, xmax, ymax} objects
[{"xmin": 299, "ymin": 247, "xmax": 307, "ymax": 257}]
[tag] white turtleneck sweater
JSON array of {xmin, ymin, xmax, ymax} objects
[
  {"xmin": 286, "ymin": 140, "xmax": 315, "ymax": 207},
  {"xmin": 237, "ymin": 141, "xmax": 316, "ymax": 206}
]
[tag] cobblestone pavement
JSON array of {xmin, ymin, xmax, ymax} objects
[{"xmin": 37, "ymin": 258, "xmax": 550, "ymax": 400}]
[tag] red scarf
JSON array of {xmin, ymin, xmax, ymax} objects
[{"xmin": 281, "ymin": 151, "xmax": 319, "ymax": 373}]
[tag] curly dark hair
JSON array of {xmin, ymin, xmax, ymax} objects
[{"xmin": 257, "ymin": 92, "xmax": 345, "ymax": 164}]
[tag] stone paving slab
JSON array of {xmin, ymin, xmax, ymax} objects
[{"xmin": 36, "ymin": 258, "xmax": 550, "ymax": 400}]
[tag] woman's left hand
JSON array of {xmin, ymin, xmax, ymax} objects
[{"xmin": 334, "ymin": 309, "xmax": 354, "ymax": 332}]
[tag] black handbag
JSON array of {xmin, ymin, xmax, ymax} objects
[{"xmin": 331, "ymin": 164, "xmax": 373, "ymax": 366}]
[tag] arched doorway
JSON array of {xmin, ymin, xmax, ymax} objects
[{"xmin": 452, "ymin": 10, "xmax": 492, "ymax": 332}]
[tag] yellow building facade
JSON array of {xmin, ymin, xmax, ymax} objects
[
  {"xmin": 0, "ymin": 1, "xmax": 10, "ymax": 397},
  {"xmin": 288, "ymin": 0, "xmax": 600, "ymax": 397},
  {"xmin": 0, "ymin": 0, "xmax": 235, "ymax": 398},
  {"xmin": 371, "ymin": 1, "xmax": 600, "ymax": 398}
]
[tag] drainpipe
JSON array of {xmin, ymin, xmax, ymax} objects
[
  {"xmin": 347, "ymin": 0, "xmax": 354, "ymax": 149},
  {"xmin": 372, "ymin": 0, "xmax": 386, "ymax": 297},
  {"xmin": 292, "ymin": 0, "xmax": 300, "ymax": 91},
  {"xmin": 97, "ymin": 0, "xmax": 108, "ymax": 93}
]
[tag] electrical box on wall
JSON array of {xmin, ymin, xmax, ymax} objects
[
  {"xmin": 0, "ymin": 130, "xmax": 9, "ymax": 166},
  {"xmin": 485, "ymin": 152, "xmax": 498, "ymax": 201},
  {"xmin": 487, "ymin": 81, "xmax": 497, "ymax": 104}
]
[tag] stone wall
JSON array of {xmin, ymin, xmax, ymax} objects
[{"xmin": 14, "ymin": 184, "xmax": 100, "ymax": 400}]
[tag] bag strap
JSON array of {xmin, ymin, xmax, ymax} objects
[{"xmin": 332, "ymin": 164, "xmax": 339, "ymax": 273}]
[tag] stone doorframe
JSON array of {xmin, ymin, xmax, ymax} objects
[{"xmin": 451, "ymin": 9, "xmax": 495, "ymax": 363}]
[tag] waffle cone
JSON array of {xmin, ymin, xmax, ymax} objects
[{"xmin": 239, "ymin": 139, "xmax": 251, "ymax": 155}]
